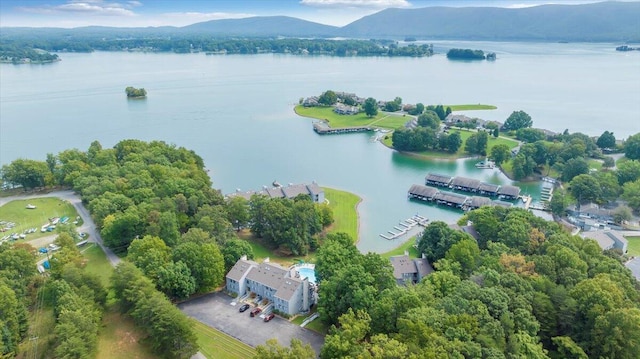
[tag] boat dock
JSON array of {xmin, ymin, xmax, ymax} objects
[
  {"xmin": 380, "ymin": 215, "xmax": 428, "ymax": 240},
  {"xmin": 313, "ymin": 122, "xmax": 373, "ymax": 135}
]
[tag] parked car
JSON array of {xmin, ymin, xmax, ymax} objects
[
  {"xmin": 264, "ymin": 313, "xmax": 275, "ymax": 322},
  {"xmin": 238, "ymin": 304, "xmax": 250, "ymax": 312},
  {"xmin": 250, "ymin": 308, "xmax": 262, "ymax": 317}
]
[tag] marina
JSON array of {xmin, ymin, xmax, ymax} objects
[
  {"xmin": 312, "ymin": 122, "xmax": 373, "ymax": 135},
  {"xmin": 380, "ymin": 214, "xmax": 429, "ymax": 240}
]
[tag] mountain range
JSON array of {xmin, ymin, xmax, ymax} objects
[{"xmin": 2, "ymin": 1, "xmax": 639, "ymax": 43}]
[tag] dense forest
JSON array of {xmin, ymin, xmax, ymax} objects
[
  {"xmin": 316, "ymin": 209, "xmax": 640, "ymax": 358},
  {"xmin": 0, "ymin": 37, "xmax": 434, "ymax": 60}
]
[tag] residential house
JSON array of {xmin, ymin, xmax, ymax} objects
[
  {"xmin": 582, "ymin": 230, "xmax": 628, "ymax": 253},
  {"xmin": 389, "ymin": 253, "xmax": 433, "ymax": 285}
]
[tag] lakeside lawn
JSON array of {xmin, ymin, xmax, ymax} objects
[
  {"xmin": 324, "ymin": 187, "xmax": 360, "ymax": 242},
  {"xmin": 625, "ymin": 236, "xmax": 640, "ymax": 256},
  {"xmin": 0, "ymin": 197, "xmax": 81, "ymax": 241},
  {"xmin": 382, "ymin": 130, "xmax": 519, "ymax": 160},
  {"xmin": 295, "ymin": 105, "xmax": 407, "ymax": 129},
  {"xmin": 381, "ymin": 236, "xmax": 420, "ymax": 259},
  {"xmin": 445, "ymin": 104, "xmax": 497, "ymax": 111}
]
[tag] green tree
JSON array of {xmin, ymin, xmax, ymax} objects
[
  {"xmin": 490, "ymin": 144, "xmax": 511, "ymax": 166},
  {"xmin": 561, "ymin": 157, "xmax": 589, "ymax": 182},
  {"xmin": 221, "ymin": 239, "xmax": 254, "ymax": 270},
  {"xmin": 621, "ymin": 179, "xmax": 640, "ymax": 212},
  {"xmin": 417, "ymin": 110, "xmax": 440, "ymax": 130},
  {"xmin": 1, "ymin": 158, "xmax": 49, "ymax": 190},
  {"xmin": 503, "ymin": 110, "xmax": 533, "ymax": 131},
  {"xmin": 363, "ymin": 97, "xmax": 378, "ymax": 117},
  {"xmin": 612, "ymin": 205, "xmax": 632, "ymax": 224},
  {"xmin": 591, "ymin": 307, "xmax": 640, "ymax": 359},
  {"xmin": 417, "ymin": 221, "xmax": 471, "ymax": 263},
  {"xmin": 444, "ymin": 238, "xmax": 481, "ymax": 277},
  {"xmin": 602, "ymin": 156, "xmax": 615, "ymax": 168},
  {"xmin": 592, "ymin": 171, "xmax": 620, "ymax": 203},
  {"xmin": 315, "ymin": 232, "xmax": 358, "ymax": 283},
  {"xmin": 516, "ymin": 128, "xmax": 546, "ymax": 143},
  {"xmin": 226, "ymin": 196, "xmax": 250, "ymax": 231},
  {"xmin": 127, "ymin": 235, "xmax": 171, "ymax": 281},
  {"xmin": 447, "ymin": 132, "xmax": 462, "ymax": 153},
  {"xmin": 549, "ymin": 190, "xmax": 570, "ymax": 216},
  {"xmin": 569, "ymin": 174, "xmax": 602, "ymax": 204},
  {"xmin": 156, "ymin": 260, "xmax": 197, "ymax": 300},
  {"xmin": 172, "ymin": 241, "xmax": 225, "ymax": 292},
  {"xmin": 318, "ymin": 90, "xmax": 337, "ymax": 105},
  {"xmin": 596, "ymin": 131, "xmax": 616, "ymax": 149},
  {"xmin": 254, "ymin": 338, "xmax": 315, "ymax": 359},
  {"xmin": 623, "ymin": 133, "xmax": 640, "ymax": 159},
  {"xmin": 616, "ymin": 159, "xmax": 640, "ymax": 185},
  {"xmin": 493, "ymin": 127, "xmax": 500, "ymax": 138}
]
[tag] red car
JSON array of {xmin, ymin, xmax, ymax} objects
[
  {"xmin": 264, "ymin": 313, "xmax": 275, "ymax": 322},
  {"xmin": 250, "ymin": 307, "xmax": 262, "ymax": 317}
]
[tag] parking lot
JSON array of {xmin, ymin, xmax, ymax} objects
[{"xmin": 178, "ymin": 292, "xmax": 325, "ymax": 355}]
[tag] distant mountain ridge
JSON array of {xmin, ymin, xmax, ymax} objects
[{"xmin": 1, "ymin": 2, "xmax": 639, "ymax": 42}]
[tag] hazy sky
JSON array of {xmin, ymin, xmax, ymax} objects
[{"xmin": 0, "ymin": 0, "xmax": 635, "ymax": 28}]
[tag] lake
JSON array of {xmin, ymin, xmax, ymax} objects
[{"xmin": 1, "ymin": 42, "xmax": 639, "ymax": 252}]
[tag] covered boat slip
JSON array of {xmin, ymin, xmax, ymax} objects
[
  {"xmin": 424, "ymin": 173, "xmax": 521, "ymax": 199},
  {"xmin": 408, "ymin": 184, "xmax": 515, "ymax": 211}
]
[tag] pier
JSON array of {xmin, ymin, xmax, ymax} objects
[{"xmin": 380, "ymin": 215, "xmax": 428, "ymax": 240}]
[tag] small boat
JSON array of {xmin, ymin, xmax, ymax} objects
[
  {"xmin": 26, "ymin": 204, "xmax": 36, "ymax": 209},
  {"xmin": 272, "ymin": 181, "xmax": 281, "ymax": 187},
  {"xmin": 475, "ymin": 157, "xmax": 495, "ymax": 169}
]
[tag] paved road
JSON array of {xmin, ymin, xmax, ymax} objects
[
  {"xmin": 179, "ymin": 292, "xmax": 325, "ymax": 356},
  {"xmin": 0, "ymin": 190, "xmax": 121, "ymax": 266}
]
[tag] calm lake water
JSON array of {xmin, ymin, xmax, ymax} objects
[{"xmin": 1, "ymin": 42, "xmax": 639, "ymax": 252}]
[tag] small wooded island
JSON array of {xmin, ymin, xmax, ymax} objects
[
  {"xmin": 447, "ymin": 48, "xmax": 496, "ymax": 60},
  {"xmin": 125, "ymin": 86, "xmax": 147, "ymax": 98}
]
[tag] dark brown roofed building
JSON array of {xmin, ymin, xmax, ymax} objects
[
  {"xmin": 451, "ymin": 176, "xmax": 481, "ymax": 192},
  {"xmin": 478, "ymin": 182, "xmax": 500, "ymax": 196},
  {"xmin": 434, "ymin": 192, "xmax": 468, "ymax": 208},
  {"xmin": 425, "ymin": 173, "xmax": 453, "ymax": 187},
  {"xmin": 408, "ymin": 184, "xmax": 440, "ymax": 201},
  {"xmin": 467, "ymin": 196, "xmax": 492, "ymax": 210},
  {"xmin": 497, "ymin": 185, "xmax": 521, "ymax": 200}
]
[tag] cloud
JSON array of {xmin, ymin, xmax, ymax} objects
[
  {"xmin": 300, "ymin": 0, "xmax": 411, "ymax": 8},
  {"xmin": 18, "ymin": 0, "xmax": 139, "ymax": 17}
]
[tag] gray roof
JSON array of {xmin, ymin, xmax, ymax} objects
[
  {"xmin": 582, "ymin": 230, "xmax": 628, "ymax": 251},
  {"xmin": 227, "ymin": 190, "xmax": 255, "ymax": 201},
  {"xmin": 226, "ymin": 259, "xmax": 257, "ymax": 282},
  {"xmin": 449, "ymin": 224, "xmax": 481, "ymax": 240},
  {"xmin": 434, "ymin": 192, "xmax": 468, "ymax": 205},
  {"xmin": 408, "ymin": 184, "xmax": 440, "ymax": 198},
  {"xmin": 478, "ymin": 182, "xmax": 500, "ymax": 193},
  {"xmin": 390, "ymin": 255, "xmax": 418, "ymax": 279},
  {"xmin": 451, "ymin": 176, "xmax": 481, "ymax": 189},
  {"xmin": 307, "ymin": 182, "xmax": 322, "ymax": 196},
  {"xmin": 265, "ymin": 187, "xmax": 285, "ymax": 198},
  {"xmin": 498, "ymin": 185, "xmax": 521, "ymax": 197},
  {"xmin": 282, "ymin": 183, "xmax": 309, "ymax": 199},
  {"xmin": 275, "ymin": 276, "xmax": 304, "ymax": 301},
  {"xmin": 246, "ymin": 262, "xmax": 289, "ymax": 289},
  {"xmin": 414, "ymin": 258, "xmax": 434, "ymax": 278},
  {"xmin": 625, "ymin": 257, "xmax": 640, "ymax": 281},
  {"xmin": 493, "ymin": 200, "xmax": 513, "ymax": 208},
  {"xmin": 425, "ymin": 173, "xmax": 452, "ymax": 184},
  {"xmin": 468, "ymin": 196, "xmax": 492, "ymax": 208}
]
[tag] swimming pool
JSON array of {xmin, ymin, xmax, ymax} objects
[{"xmin": 295, "ymin": 265, "xmax": 317, "ymax": 284}]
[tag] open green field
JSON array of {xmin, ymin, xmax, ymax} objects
[
  {"xmin": 0, "ymin": 197, "xmax": 80, "ymax": 242},
  {"xmin": 192, "ymin": 319, "xmax": 256, "ymax": 359},
  {"xmin": 445, "ymin": 104, "xmax": 497, "ymax": 111},
  {"xmin": 382, "ymin": 130, "xmax": 519, "ymax": 160},
  {"xmin": 96, "ymin": 308, "xmax": 157, "ymax": 359},
  {"xmin": 625, "ymin": 236, "xmax": 640, "ymax": 256},
  {"xmin": 324, "ymin": 187, "xmax": 360, "ymax": 241},
  {"xmin": 381, "ymin": 236, "xmax": 420, "ymax": 259},
  {"xmin": 82, "ymin": 244, "xmax": 114, "ymax": 286},
  {"xmin": 295, "ymin": 105, "xmax": 407, "ymax": 129}
]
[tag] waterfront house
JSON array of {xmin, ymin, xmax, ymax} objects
[
  {"xmin": 425, "ymin": 173, "xmax": 453, "ymax": 187},
  {"xmin": 497, "ymin": 185, "xmax": 521, "ymax": 200},
  {"xmin": 226, "ymin": 257, "xmax": 314, "ymax": 316},
  {"xmin": 582, "ymin": 230, "xmax": 628, "ymax": 253},
  {"xmin": 567, "ymin": 203, "xmax": 614, "ymax": 222},
  {"xmin": 408, "ymin": 184, "xmax": 439, "ymax": 201},
  {"xmin": 227, "ymin": 182, "xmax": 324, "ymax": 203},
  {"xmin": 451, "ymin": 176, "xmax": 481, "ymax": 192},
  {"xmin": 389, "ymin": 253, "xmax": 433, "ymax": 285}
]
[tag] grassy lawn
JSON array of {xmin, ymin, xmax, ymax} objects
[
  {"xmin": 381, "ymin": 236, "xmax": 420, "ymax": 259},
  {"xmin": 239, "ymin": 231, "xmax": 312, "ymax": 266},
  {"xmin": 192, "ymin": 319, "xmax": 256, "ymax": 359},
  {"xmin": 82, "ymin": 244, "xmax": 114, "ymax": 286},
  {"xmin": 382, "ymin": 130, "xmax": 519, "ymax": 160},
  {"xmin": 96, "ymin": 308, "xmax": 157, "ymax": 359},
  {"xmin": 324, "ymin": 187, "xmax": 360, "ymax": 242},
  {"xmin": 625, "ymin": 236, "xmax": 640, "ymax": 256},
  {"xmin": 295, "ymin": 105, "xmax": 406, "ymax": 129},
  {"xmin": 445, "ymin": 104, "xmax": 497, "ymax": 111},
  {"xmin": 588, "ymin": 159, "xmax": 603, "ymax": 171},
  {"xmin": 0, "ymin": 197, "xmax": 81, "ymax": 242}
]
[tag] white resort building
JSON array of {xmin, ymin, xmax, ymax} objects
[{"xmin": 226, "ymin": 257, "xmax": 315, "ymax": 316}]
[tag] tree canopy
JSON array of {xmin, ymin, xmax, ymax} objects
[{"xmin": 503, "ymin": 110, "xmax": 533, "ymax": 131}]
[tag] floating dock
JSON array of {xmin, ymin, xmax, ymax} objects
[
  {"xmin": 313, "ymin": 122, "xmax": 373, "ymax": 135},
  {"xmin": 380, "ymin": 215, "xmax": 428, "ymax": 240}
]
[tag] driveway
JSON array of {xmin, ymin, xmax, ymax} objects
[{"xmin": 179, "ymin": 292, "xmax": 325, "ymax": 356}]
